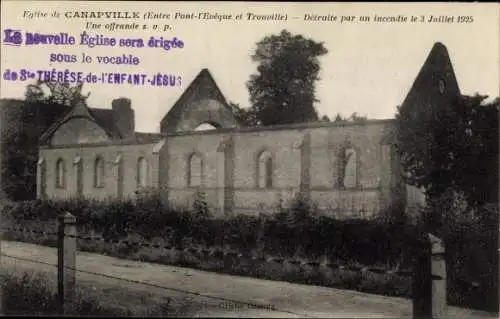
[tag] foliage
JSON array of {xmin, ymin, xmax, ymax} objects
[
  {"xmin": 25, "ymin": 80, "xmax": 89, "ymax": 106},
  {"xmin": 395, "ymin": 94, "xmax": 499, "ymax": 208},
  {"xmin": 1, "ymin": 100, "xmax": 68, "ymax": 200},
  {"xmin": 247, "ymin": 29, "xmax": 328, "ymax": 126},
  {"xmin": 320, "ymin": 115, "xmax": 331, "ymax": 122},
  {"xmin": 192, "ymin": 190, "xmax": 210, "ymax": 219},
  {"xmin": 332, "ymin": 112, "xmax": 369, "ymax": 123},
  {"xmin": 0, "ymin": 270, "xmax": 176, "ymax": 316},
  {"xmin": 1, "ymin": 80, "xmax": 89, "ymax": 201},
  {"xmin": 3, "ymin": 197, "xmax": 417, "ymax": 267},
  {"xmin": 3, "ymin": 198, "xmax": 496, "ymax": 312},
  {"xmin": 229, "ymin": 102, "xmax": 259, "ymax": 126}
]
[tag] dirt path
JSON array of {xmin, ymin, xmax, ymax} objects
[{"xmin": 1, "ymin": 240, "xmax": 496, "ymax": 318}]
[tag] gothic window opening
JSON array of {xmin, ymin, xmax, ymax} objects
[
  {"xmin": 438, "ymin": 79, "xmax": 446, "ymax": 94},
  {"xmin": 74, "ymin": 156, "xmax": 83, "ymax": 197},
  {"xmin": 342, "ymin": 147, "xmax": 358, "ymax": 189},
  {"xmin": 38, "ymin": 158, "xmax": 47, "ymax": 199},
  {"xmin": 258, "ymin": 151, "xmax": 273, "ymax": 189},
  {"xmin": 137, "ymin": 157, "xmax": 150, "ymax": 188},
  {"xmin": 55, "ymin": 158, "xmax": 65, "ymax": 188},
  {"xmin": 188, "ymin": 153, "xmax": 203, "ymax": 187},
  {"xmin": 195, "ymin": 123, "xmax": 218, "ymax": 131},
  {"xmin": 94, "ymin": 156, "xmax": 105, "ymax": 188}
]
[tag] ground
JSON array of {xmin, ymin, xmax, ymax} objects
[{"xmin": 1, "ymin": 241, "xmax": 496, "ymax": 318}]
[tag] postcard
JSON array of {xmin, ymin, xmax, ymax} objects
[{"xmin": 0, "ymin": 1, "xmax": 498, "ymax": 318}]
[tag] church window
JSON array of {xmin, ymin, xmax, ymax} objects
[
  {"xmin": 94, "ymin": 156, "xmax": 105, "ymax": 188},
  {"xmin": 137, "ymin": 157, "xmax": 150, "ymax": 188},
  {"xmin": 343, "ymin": 148, "xmax": 357, "ymax": 189},
  {"xmin": 195, "ymin": 123, "xmax": 218, "ymax": 131},
  {"xmin": 188, "ymin": 153, "xmax": 203, "ymax": 187},
  {"xmin": 438, "ymin": 79, "xmax": 446, "ymax": 94},
  {"xmin": 258, "ymin": 151, "xmax": 273, "ymax": 188},
  {"xmin": 55, "ymin": 158, "xmax": 65, "ymax": 188}
]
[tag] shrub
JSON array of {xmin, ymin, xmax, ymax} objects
[
  {"xmin": 1, "ymin": 198, "xmax": 417, "ymax": 266},
  {"xmin": 2, "ymin": 197, "xmax": 496, "ymax": 312},
  {"xmin": 0, "ymin": 270, "xmax": 176, "ymax": 316}
]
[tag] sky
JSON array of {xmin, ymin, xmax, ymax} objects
[{"xmin": 1, "ymin": 1, "xmax": 499, "ymax": 132}]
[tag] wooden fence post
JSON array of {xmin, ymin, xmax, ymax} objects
[
  {"xmin": 0, "ymin": 200, "xmax": 3, "ymax": 315},
  {"xmin": 58, "ymin": 212, "xmax": 76, "ymax": 315},
  {"xmin": 412, "ymin": 232, "xmax": 447, "ymax": 319},
  {"xmin": 429, "ymin": 233, "xmax": 447, "ymax": 318}
]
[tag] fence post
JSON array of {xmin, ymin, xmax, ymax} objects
[
  {"xmin": 412, "ymin": 232, "xmax": 447, "ymax": 319},
  {"xmin": 58, "ymin": 212, "xmax": 76, "ymax": 315},
  {"xmin": 0, "ymin": 200, "xmax": 3, "ymax": 315},
  {"xmin": 429, "ymin": 233, "xmax": 447, "ymax": 318}
]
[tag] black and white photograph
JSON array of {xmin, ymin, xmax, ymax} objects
[{"xmin": 0, "ymin": 1, "xmax": 499, "ymax": 317}]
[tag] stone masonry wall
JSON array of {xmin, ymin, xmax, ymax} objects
[{"xmin": 39, "ymin": 120, "xmax": 400, "ymax": 219}]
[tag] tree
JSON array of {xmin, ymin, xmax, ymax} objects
[
  {"xmin": 395, "ymin": 93, "xmax": 499, "ymax": 209},
  {"xmin": 1, "ymin": 81, "xmax": 89, "ymax": 200},
  {"xmin": 347, "ymin": 112, "xmax": 368, "ymax": 123},
  {"xmin": 333, "ymin": 113, "xmax": 343, "ymax": 122},
  {"xmin": 332, "ymin": 112, "xmax": 368, "ymax": 123},
  {"xmin": 229, "ymin": 102, "xmax": 259, "ymax": 127},
  {"xmin": 1, "ymin": 100, "xmax": 68, "ymax": 200},
  {"xmin": 320, "ymin": 115, "xmax": 331, "ymax": 122},
  {"xmin": 25, "ymin": 80, "xmax": 89, "ymax": 106},
  {"xmin": 247, "ymin": 30, "xmax": 328, "ymax": 126}
]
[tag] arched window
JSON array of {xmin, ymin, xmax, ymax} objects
[
  {"xmin": 258, "ymin": 151, "xmax": 273, "ymax": 188},
  {"xmin": 94, "ymin": 156, "xmax": 105, "ymax": 188},
  {"xmin": 343, "ymin": 148, "xmax": 357, "ymax": 188},
  {"xmin": 194, "ymin": 123, "xmax": 218, "ymax": 131},
  {"xmin": 137, "ymin": 157, "xmax": 150, "ymax": 188},
  {"xmin": 55, "ymin": 158, "xmax": 65, "ymax": 188},
  {"xmin": 188, "ymin": 153, "xmax": 203, "ymax": 187}
]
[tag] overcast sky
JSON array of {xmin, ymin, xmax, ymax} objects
[{"xmin": 1, "ymin": 2, "xmax": 498, "ymax": 132}]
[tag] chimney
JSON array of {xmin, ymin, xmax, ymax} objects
[{"xmin": 112, "ymin": 98, "xmax": 135, "ymax": 138}]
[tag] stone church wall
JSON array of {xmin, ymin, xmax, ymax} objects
[
  {"xmin": 38, "ymin": 120, "xmax": 400, "ymax": 219},
  {"xmin": 162, "ymin": 119, "xmax": 398, "ymax": 218},
  {"xmin": 38, "ymin": 141, "xmax": 161, "ymax": 201}
]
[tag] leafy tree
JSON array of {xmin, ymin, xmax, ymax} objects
[
  {"xmin": 229, "ymin": 102, "xmax": 259, "ymax": 127},
  {"xmin": 395, "ymin": 94, "xmax": 499, "ymax": 208},
  {"xmin": 347, "ymin": 112, "xmax": 368, "ymax": 123},
  {"xmin": 333, "ymin": 113, "xmax": 343, "ymax": 122},
  {"xmin": 320, "ymin": 115, "xmax": 331, "ymax": 122},
  {"xmin": 25, "ymin": 80, "xmax": 88, "ymax": 106},
  {"xmin": 247, "ymin": 30, "xmax": 328, "ymax": 126},
  {"xmin": 1, "ymin": 101, "xmax": 68, "ymax": 200},
  {"xmin": 1, "ymin": 81, "xmax": 89, "ymax": 200},
  {"xmin": 332, "ymin": 112, "xmax": 368, "ymax": 123}
]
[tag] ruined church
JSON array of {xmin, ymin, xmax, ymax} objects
[{"xmin": 36, "ymin": 42, "xmax": 460, "ymax": 218}]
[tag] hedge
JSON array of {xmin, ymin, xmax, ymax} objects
[
  {"xmin": 1, "ymin": 195, "xmax": 497, "ymax": 313},
  {"xmin": 1, "ymin": 196, "xmax": 417, "ymax": 268}
]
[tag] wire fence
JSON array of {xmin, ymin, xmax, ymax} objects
[
  {"xmin": 0, "ymin": 213, "xmax": 449, "ymax": 318},
  {"xmin": 0, "ymin": 253, "xmax": 307, "ymax": 317}
]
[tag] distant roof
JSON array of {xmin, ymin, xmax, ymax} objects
[
  {"xmin": 0, "ymin": 98, "xmax": 127, "ymax": 145},
  {"xmin": 87, "ymin": 107, "xmax": 122, "ymax": 138}
]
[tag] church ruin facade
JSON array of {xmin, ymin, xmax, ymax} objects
[{"xmin": 36, "ymin": 43, "xmax": 460, "ymax": 218}]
